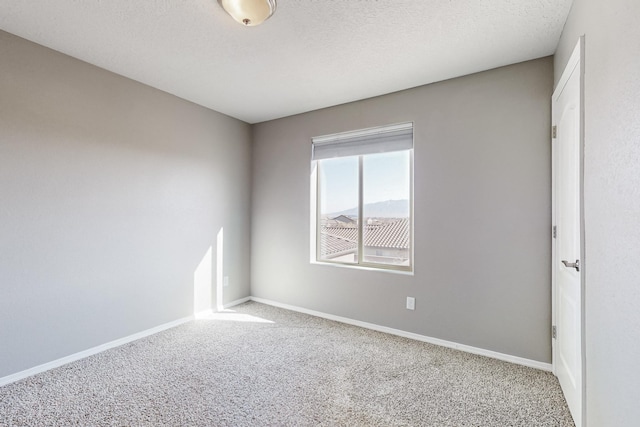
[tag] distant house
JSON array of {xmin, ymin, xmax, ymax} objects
[
  {"xmin": 320, "ymin": 218, "xmax": 409, "ymax": 266},
  {"xmin": 333, "ymin": 215, "xmax": 355, "ymax": 224},
  {"xmin": 321, "ymin": 214, "xmax": 356, "ymax": 228}
]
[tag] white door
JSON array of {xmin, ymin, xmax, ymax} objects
[{"xmin": 552, "ymin": 39, "xmax": 584, "ymax": 427}]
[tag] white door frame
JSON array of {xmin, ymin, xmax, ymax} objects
[{"xmin": 552, "ymin": 36, "xmax": 586, "ymax": 426}]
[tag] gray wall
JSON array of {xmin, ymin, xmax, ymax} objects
[
  {"xmin": 0, "ymin": 31, "xmax": 252, "ymax": 378},
  {"xmin": 251, "ymin": 57, "xmax": 554, "ymax": 363},
  {"xmin": 555, "ymin": 0, "xmax": 640, "ymax": 425}
]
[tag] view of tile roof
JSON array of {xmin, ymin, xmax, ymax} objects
[
  {"xmin": 320, "ymin": 218, "xmax": 409, "ymax": 257},
  {"xmin": 320, "ymin": 233, "xmax": 357, "ymax": 256}
]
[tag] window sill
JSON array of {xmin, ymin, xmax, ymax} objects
[{"xmin": 310, "ymin": 260, "xmax": 414, "ymax": 276}]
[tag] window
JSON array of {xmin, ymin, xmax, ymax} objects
[{"xmin": 311, "ymin": 123, "xmax": 413, "ymax": 272}]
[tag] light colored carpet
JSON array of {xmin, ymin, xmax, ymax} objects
[{"xmin": 0, "ymin": 302, "xmax": 574, "ymax": 426}]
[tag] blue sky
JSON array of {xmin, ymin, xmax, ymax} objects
[{"xmin": 319, "ymin": 151, "xmax": 410, "ymax": 214}]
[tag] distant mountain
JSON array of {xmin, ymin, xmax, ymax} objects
[{"xmin": 330, "ymin": 199, "xmax": 409, "ymax": 218}]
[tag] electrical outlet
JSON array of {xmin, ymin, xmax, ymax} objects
[
  {"xmin": 223, "ymin": 276, "xmax": 229, "ymax": 287},
  {"xmin": 406, "ymin": 297, "xmax": 415, "ymax": 310}
]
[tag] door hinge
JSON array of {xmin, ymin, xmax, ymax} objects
[
  {"xmin": 552, "ymin": 325, "xmax": 557, "ymax": 339},
  {"xmin": 552, "ymin": 125, "xmax": 557, "ymax": 139},
  {"xmin": 552, "ymin": 225, "xmax": 557, "ymax": 239}
]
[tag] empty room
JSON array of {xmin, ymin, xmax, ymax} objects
[{"xmin": 1, "ymin": 0, "xmax": 638, "ymax": 426}]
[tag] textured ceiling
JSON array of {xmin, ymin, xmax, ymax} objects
[{"xmin": 0, "ymin": 0, "xmax": 572, "ymax": 124}]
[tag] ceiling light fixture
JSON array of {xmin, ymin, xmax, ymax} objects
[{"xmin": 218, "ymin": 0, "xmax": 277, "ymax": 26}]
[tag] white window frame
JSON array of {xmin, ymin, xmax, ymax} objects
[{"xmin": 310, "ymin": 122, "xmax": 414, "ymax": 273}]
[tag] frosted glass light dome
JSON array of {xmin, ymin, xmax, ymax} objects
[{"xmin": 218, "ymin": 0, "xmax": 277, "ymax": 26}]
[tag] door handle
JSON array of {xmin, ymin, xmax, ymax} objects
[{"xmin": 561, "ymin": 259, "xmax": 580, "ymax": 272}]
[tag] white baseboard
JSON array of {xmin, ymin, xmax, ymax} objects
[
  {"xmin": 224, "ymin": 296, "xmax": 252, "ymax": 309},
  {"xmin": 0, "ymin": 295, "xmax": 551, "ymax": 388},
  {"xmin": 1, "ymin": 296, "xmax": 253, "ymax": 387},
  {"xmin": 195, "ymin": 297, "xmax": 252, "ymax": 317},
  {"xmin": 250, "ymin": 296, "xmax": 553, "ymax": 372},
  {"xmin": 0, "ymin": 315, "xmax": 194, "ymax": 387}
]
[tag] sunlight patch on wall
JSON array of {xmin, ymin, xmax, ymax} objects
[
  {"xmin": 216, "ymin": 227, "xmax": 224, "ymax": 312},
  {"xmin": 193, "ymin": 246, "xmax": 213, "ymax": 315}
]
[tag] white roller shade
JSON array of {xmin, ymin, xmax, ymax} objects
[{"xmin": 312, "ymin": 122, "xmax": 413, "ymax": 160}]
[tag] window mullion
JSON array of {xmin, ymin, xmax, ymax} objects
[
  {"xmin": 316, "ymin": 161, "xmax": 322, "ymax": 262},
  {"xmin": 357, "ymin": 155, "xmax": 364, "ymax": 265}
]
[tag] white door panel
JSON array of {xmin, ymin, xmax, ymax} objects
[{"xmin": 552, "ymin": 38, "xmax": 583, "ymax": 427}]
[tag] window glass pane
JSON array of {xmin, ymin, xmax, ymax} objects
[
  {"xmin": 318, "ymin": 156, "xmax": 359, "ymax": 263},
  {"xmin": 362, "ymin": 151, "xmax": 411, "ymax": 267}
]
